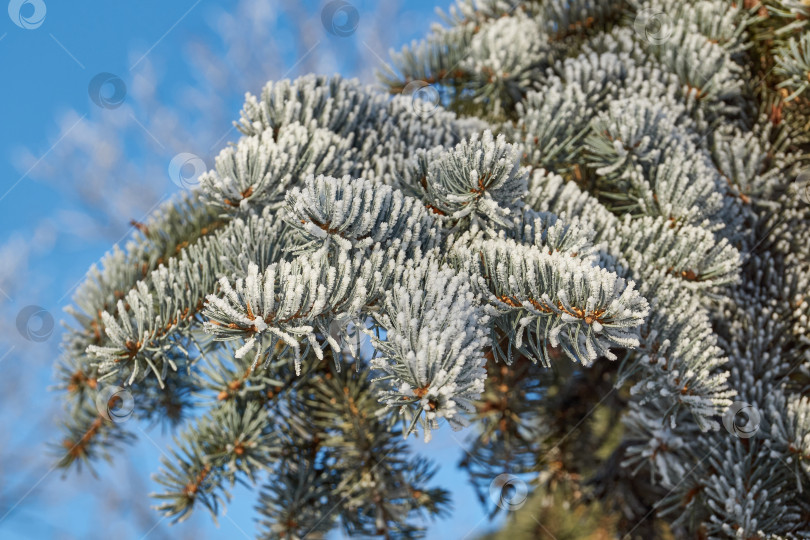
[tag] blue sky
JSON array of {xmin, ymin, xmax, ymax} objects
[{"xmin": 0, "ymin": 1, "xmax": 506, "ymax": 538}]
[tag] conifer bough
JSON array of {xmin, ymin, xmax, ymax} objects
[{"xmin": 56, "ymin": 0, "xmax": 810, "ymax": 538}]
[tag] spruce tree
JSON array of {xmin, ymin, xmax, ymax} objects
[{"xmin": 55, "ymin": 1, "xmax": 810, "ymax": 538}]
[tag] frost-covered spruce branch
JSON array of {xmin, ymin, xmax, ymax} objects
[
  {"xmin": 386, "ymin": 0, "xmax": 809, "ymax": 537},
  {"xmin": 54, "ymin": 81, "xmax": 648, "ymax": 535},
  {"xmin": 52, "ymin": 0, "xmax": 810, "ymax": 538}
]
